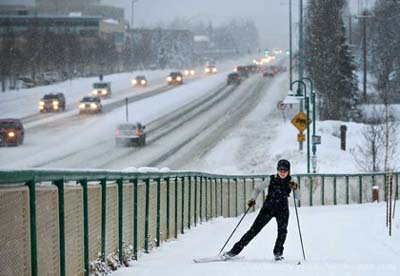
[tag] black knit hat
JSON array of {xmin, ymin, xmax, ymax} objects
[{"xmin": 277, "ymin": 159, "xmax": 290, "ymax": 171}]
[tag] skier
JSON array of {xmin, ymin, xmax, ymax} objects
[{"xmin": 223, "ymin": 159, "xmax": 298, "ymax": 261}]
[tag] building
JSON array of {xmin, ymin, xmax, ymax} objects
[
  {"xmin": 0, "ymin": 15, "xmax": 100, "ymax": 38},
  {"xmin": 35, "ymin": 0, "xmax": 124, "ymax": 21}
]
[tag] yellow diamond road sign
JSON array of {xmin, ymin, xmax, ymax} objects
[{"xmin": 291, "ymin": 112, "xmax": 312, "ymax": 132}]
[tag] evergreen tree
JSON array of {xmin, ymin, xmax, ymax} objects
[{"xmin": 305, "ymin": 0, "xmax": 361, "ymax": 121}]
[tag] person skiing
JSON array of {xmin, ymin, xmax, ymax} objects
[{"xmin": 223, "ymin": 159, "xmax": 298, "ymax": 261}]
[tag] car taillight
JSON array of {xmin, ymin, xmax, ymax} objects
[
  {"xmin": 135, "ymin": 130, "xmax": 141, "ymax": 136},
  {"xmin": 115, "ymin": 130, "xmax": 120, "ymax": 136},
  {"xmin": 238, "ymin": 77, "xmax": 241, "ymax": 80}
]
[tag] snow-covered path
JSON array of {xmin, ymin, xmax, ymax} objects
[{"xmin": 113, "ymin": 202, "xmax": 400, "ymax": 276}]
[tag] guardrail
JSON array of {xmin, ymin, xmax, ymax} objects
[{"xmin": 0, "ymin": 169, "xmax": 398, "ymax": 276}]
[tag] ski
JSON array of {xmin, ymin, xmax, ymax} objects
[{"xmin": 193, "ymin": 255, "xmax": 244, "ymax": 263}]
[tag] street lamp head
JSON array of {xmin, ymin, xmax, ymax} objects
[{"xmin": 283, "ymin": 90, "xmax": 302, "ymax": 104}]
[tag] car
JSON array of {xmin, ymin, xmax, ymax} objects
[
  {"xmin": 167, "ymin": 72, "xmax": 183, "ymax": 85},
  {"xmin": 132, "ymin": 75, "xmax": 147, "ymax": 86},
  {"xmin": 262, "ymin": 66, "xmax": 278, "ymax": 77},
  {"xmin": 183, "ymin": 69, "xmax": 196, "ymax": 76},
  {"xmin": 39, "ymin": 93, "xmax": 66, "ymax": 112},
  {"xmin": 115, "ymin": 122, "xmax": 146, "ymax": 147},
  {"xmin": 204, "ymin": 64, "xmax": 217, "ymax": 74},
  {"xmin": 235, "ymin": 66, "xmax": 249, "ymax": 78},
  {"xmin": 79, "ymin": 96, "xmax": 102, "ymax": 114},
  {"xmin": 18, "ymin": 77, "xmax": 36, "ymax": 88},
  {"xmin": 227, "ymin": 73, "xmax": 241, "ymax": 85},
  {"xmin": 0, "ymin": 119, "xmax": 24, "ymax": 146},
  {"xmin": 91, "ymin": 82, "xmax": 112, "ymax": 97}
]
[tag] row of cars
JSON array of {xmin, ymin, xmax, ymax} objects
[{"xmin": 3, "ymin": 65, "xmax": 220, "ymax": 147}]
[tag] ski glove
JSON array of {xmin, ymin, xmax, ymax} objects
[
  {"xmin": 289, "ymin": 181, "xmax": 298, "ymax": 190},
  {"xmin": 247, "ymin": 199, "xmax": 256, "ymax": 208}
]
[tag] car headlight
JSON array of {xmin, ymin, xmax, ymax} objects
[
  {"xmin": 101, "ymin": 90, "xmax": 107, "ymax": 95},
  {"xmin": 52, "ymin": 100, "xmax": 59, "ymax": 106},
  {"xmin": 8, "ymin": 132, "xmax": 15, "ymax": 138},
  {"xmin": 167, "ymin": 76, "xmax": 172, "ymax": 82},
  {"xmin": 184, "ymin": 70, "xmax": 189, "ymax": 75},
  {"xmin": 79, "ymin": 103, "xmax": 85, "ymax": 109},
  {"xmin": 212, "ymin": 68, "xmax": 217, "ymax": 72},
  {"xmin": 190, "ymin": 70, "xmax": 195, "ymax": 75},
  {"xmin": 90, "ymin": 103, "xmax": 98, "ymax": 109},
  {"xmin": 132, "ymin": 79, "xmax": 137, "ymax": 85},
  {"xmin": 177, "ymin": 76, "xmax": 182, "ymax": 81},
  {"xmin": 141, "ymin": 80, "xmax": 146, "ymax": 85},
  {"xmin": 39, "ymin": 101, "xmax": 45, "ymax": 106},
  {"xmin": 91, "ymin": 90, "xmax": 97, "ymax": 95},
  {"xmin": 205, "ymin": 68, "xmax": 210, "ymax": 73}
]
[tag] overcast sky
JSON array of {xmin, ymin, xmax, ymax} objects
[{"xmin": 2, "ymin": 0, "xmax": 376, "ymax": 49}]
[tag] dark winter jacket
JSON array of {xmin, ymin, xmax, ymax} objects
[{"xmin": 251, "ymin": 174, "xmax": 292, "ymax": 209}]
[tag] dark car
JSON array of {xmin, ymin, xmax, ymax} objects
[
  {"xmin": 262, "ymin": 66, "xmax": 278, "ymax": 77},
  {"xmin": 115, "ymin": 122, "xmax": 146, "ymax": 147},
  {"xmin": 235, "ymin": 66, "xmax": 249, "ymax": 78},
  {"xmin": 0, "ymin": 119, "xmax": 24, "ymax": 146},
  {"xmin": 227, "ymin": 73, "xmax": 241, "ymax": 85},
  {"xmin": 39, "ymin": 93, "xmax": 66, "ymax": 112},
  {"xmin": 167, "ymin": 72, "xmax": 183, "ymax": 85},
  {"xmin": 132, "ymin": 75, "xmax": 147, "ymax": 86},
  {"xmin": 79, "ymin": 96, "xmax": 102, "ymax": 114}
]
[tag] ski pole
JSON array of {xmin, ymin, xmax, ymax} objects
[
  {"xmin": 293, "ymin": 191, "xmax": 306, "ymax": 261},
  {"xmin": 219, "ymin": 206, "xmax": 251, "ymax": 254}
]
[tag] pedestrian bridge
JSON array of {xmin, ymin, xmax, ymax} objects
[{"xmin": 0, "ymin": 169, "xmax": 397, "ymax": 276}]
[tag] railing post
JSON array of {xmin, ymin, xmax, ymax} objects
[
  {"xmin": 194, "ymin": 177, "xmax": 197, "ymax": 226},
  {"xmin": 346, "ymin": 176, "xmax": 349, "ymax": 204},
  {"xmin": 79, "ymin": 179, "xmax": 89, "ymax": 276},
  {"xmin": 174, "ymin": 177, "xmax": 178, "ymax": 238},
  {"xmin": 100, "ymin": 179, "xmax": 107, "ymax": 261},
  {"xmin": 205, "ymin": 177, "xmax": 208, "ymax": 221},
  {"xmin": 117, "ymin": 178, "xmax": 123, "ymax": 263},
  {"xmin": 54, "ymin": 179, "xmax": 66, "ymax": 276},
  {"xmin": 297, "ymin": 176, "xmax": 301, "ymax": 207},
  {"xmin": 26, "ymin": 180, "xmax": 38, "ymax": 276},
  {"xmin": 359, "ymin": 176, "xmax": 362, "ymax": 204},
  {"xmin": 144, "ymin": 178, "xmax": 150, "ymax": 253},
  {"xmin": 188, "ymin": 176, "xmax": 192, "ymax": 229},
  {"xmin": 235, "ymin": 178, "xmax": 238, "ymax": 216},
  {"xmin": 220, "ymin": 178, "xmax": 223, "ymax": 216},
  {"xmin": 227, "ymin": 178, "xmax": 230, "ymax": 217},
  {"xmin": 156, "ymin": 178, "xmax": 161, "ymax": 247},
  {"xmin": 309, "ymin": 176, "xmax": 313, "ymax": 206},
  {"xmin": 165, "ymin": 177, "xmax": 170, "ymax": 239},
  {"xmin": 243, "ymin": 178, "xmax": 247, "ymax": 213},
  {"xmin": 209, "ymin": 177, "xmax": 213, "ymax": 219},
  {"xmin": 132, "ymin": 179, "xmax": 138, "ymax": 259},
  {"xmin": 334, "ymin": 176, "xmax": 337, "ymax": 205},
  {"xmin": 321, "ymin": 176, "xmax": 325, "ymax": 206},
  {"xmin": 199, "ymin": 177, "xmax": 203, "ymax": 223},
  {"xmin": 214, "ymin": 178, "xmax": 218, "ymax": 217},
  {"xmin": 181, "ymin": 177, "xmax": 185, "ymax": 234}
]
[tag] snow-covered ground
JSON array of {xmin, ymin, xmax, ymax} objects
[
  {"xmin": 113, "ymin": 202, "xmax": 399, "ymax": 276},
  {"xmin": 1, "ymin": 55, "xmax": 400, "ymax": 275}
]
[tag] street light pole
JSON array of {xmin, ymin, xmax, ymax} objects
[
  {"xmin": 299, "ymin": 0, "xmax": 304, "ymax": 81},
  {"xmin": 290, "ymin": 80, "xmax": 310, "ymax": 173},
  {"xmin": 289, "ymin": 0, "xmax": 293, "ymax": 86},
  {"xmin": 301, "ymin": 77, "xmax": 316, "ymax": 173}
]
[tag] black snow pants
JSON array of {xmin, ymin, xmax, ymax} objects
[{"xmin": 229, "ymin": 201, "xmax": 289, "ymax": 256}]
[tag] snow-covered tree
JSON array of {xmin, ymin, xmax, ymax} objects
[{"xmin": 305, "ymin": 0, "xmax": 361, "ymax": 121}]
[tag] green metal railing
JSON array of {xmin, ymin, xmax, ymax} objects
[{"xmin": 0, "ymin": 169, "xmax": 398, "ymax": 276}]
